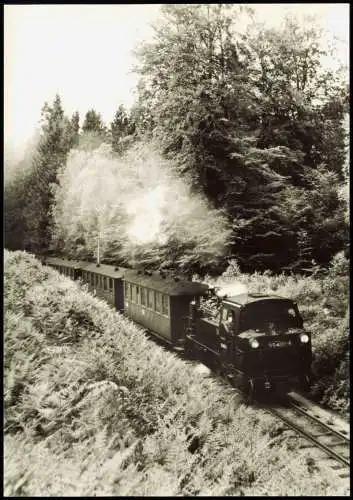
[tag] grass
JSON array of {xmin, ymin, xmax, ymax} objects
[{"xmin": 4, "ymin": 250, "xmax": 349, "ymax": 496}]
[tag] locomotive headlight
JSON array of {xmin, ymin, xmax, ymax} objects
[
  {"xmin": 300, "ymin": 333, "xmax": 309, "ymax": 344},
  {"xmin": 250, "ymin": 339, "xmax": 260, "ymax": 349}
]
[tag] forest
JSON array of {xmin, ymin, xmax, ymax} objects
[{"xmin": 4, "ymin": 5, "xmax": 349, "ymax": 276}]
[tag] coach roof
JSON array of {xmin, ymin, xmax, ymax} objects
[
  {"xmin": 80, "ymin": 262, "xmax": 128, "ymax": 279},
  {"xmin": 123, "ymin": 269, "xmax": 209, "ymax": 296},
  {"xmin": 45, "ymin": 256, "xmax": 84, "ymax": 269}
]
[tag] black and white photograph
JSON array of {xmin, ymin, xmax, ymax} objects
[{"xmin": 4, "ymin": 3, "xmax": 349, "ymax": 496}]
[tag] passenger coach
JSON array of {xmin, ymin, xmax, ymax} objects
[
  {"xmin": 80, "ymin": 263, "xmax": 127, "ymax": 312},
  {"xmin": 122, "ymin": 270, "xmax": 208, "ymax": 347},
  {"xmin": 44, "ymin": 256, "xmax": 83, "ymax": 280}
]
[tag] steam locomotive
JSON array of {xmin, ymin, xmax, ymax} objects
[{"xmin": 43, "ymin": 256, "xmax": 312, "ymax": 402}]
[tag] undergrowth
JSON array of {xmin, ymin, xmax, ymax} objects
[{"xmin": 4, "ymin": 250, "xmax": 348, "ymax": 496}]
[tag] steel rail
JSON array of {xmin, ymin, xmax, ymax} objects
[
  {"xmin": 287, "ymin": 399, "xmax": 350, "ymax": 443},
  {"xmin": 264, "ymin": 405, "xmax": 350, "ymax": 468}
]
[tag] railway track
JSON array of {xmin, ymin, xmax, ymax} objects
[
  {"xmin": 257, "ymin": 391, "xmax": 350, "ymax": 479},
  {"xmin": 197, "ymin": 364, "xmax": 349, "ymax": 479}
]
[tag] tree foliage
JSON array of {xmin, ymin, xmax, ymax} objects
[
  {"xmin": 82, "ymin": 109, "xmax": 105, "ymax": 135},
  {"xmin": 4, "ymin": 95, "xmax": 77, "ymax": 254},
  {"xmin": 132, "ymin": 5, "xmax": 348, "ymax": 271},
  {"xmin": 110, "ymin": 104, "xmax": 134, "ymax": 154}
]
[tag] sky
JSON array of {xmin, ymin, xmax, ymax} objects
[{"xmin": 4, "ymin": 3, "xmax": 349, "ymax": 161}]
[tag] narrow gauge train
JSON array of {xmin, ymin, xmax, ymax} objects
[{"xmin": 44, "ymin": 256, "xmax": 312, "ymax": 402}]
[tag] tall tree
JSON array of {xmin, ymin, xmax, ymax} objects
[
  {"xmin": 21, "ymin": 94, "xmax": 74, "ymax": 253},
  {"xmin": 243, "ymin": 15, "xmax": 349, "ymax": 267},
  {"xmin": 82, "ymin": 109, "xmax": 106, "ymax": 135},
  {"xmin": 246, "ymin": 15, "xmax": 348, "ymax": 185},
  {"xmin": 69, "ymin": 111, "xmax": 80, "ymax": 147},
  {"xmin": 110, "ymin": 104, "xmax": 133, "ymax": 153},
  {"xmin": 134, "ymin": 6, "xmax": 348, "ymax": 271}
]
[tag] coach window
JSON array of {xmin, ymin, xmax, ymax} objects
[
  {"xmin": 141, "ymin": 287, "xmax": 147, "ymax": 306},
  {"xmin": 92, "ymin": 274, "xmax": 95, "ymax": 286},
  {"xmin": 155, "ymin": 291, "xmax": 162, "ymax": 314},
  {"xmin": 109, "ymin": 278, "xmax": 113, "ymax": 290},
  {"xmin": 162, "ymin": 294, "xmax": 169, "ymax": 317},
  {"xmin": 147, "ymin": 288, "xmax": 154, "ymax": 310},
  {"xmin": 103, "ymin": 277, "xmax": 107, "ymax": 290}
]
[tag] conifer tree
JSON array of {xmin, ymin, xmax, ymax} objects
[
  {"xmin": 22, "ymin": 94, "xmax": 74, "ymax": 253},
  {"xmin": 82, "ymin": 109, "xmax": 105, "ymax": 135},
  {"xmin": 111, "ymin": 104, "xmax": 131, "ymax": 153}
]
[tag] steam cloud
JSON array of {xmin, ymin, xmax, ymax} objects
[{"xmin": 52, "ymin": 139, "xmax": 231, "ymax": 269}]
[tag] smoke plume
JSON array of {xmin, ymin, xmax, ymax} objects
[{"xmin": 52, "ymin": 139, "xmax": 231, "ymax": 271}]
